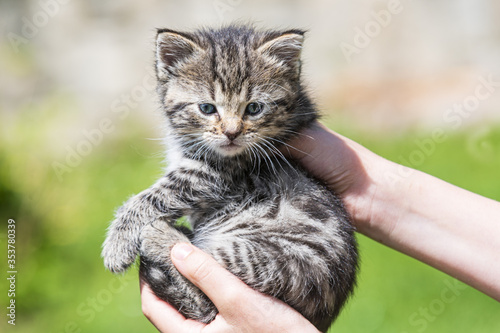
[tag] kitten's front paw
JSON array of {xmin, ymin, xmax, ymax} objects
[{"xmin": 102, "ymin": 229, "xmax": 138, "ymax": 273}]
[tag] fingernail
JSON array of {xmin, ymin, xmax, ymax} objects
[{"xmin": 172, "ymin": 243, "xmax": 193, "ymax": 261}]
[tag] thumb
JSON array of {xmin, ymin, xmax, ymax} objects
[
  {"xmin": 171, "ymin": 243, "xmax": 321, "ymax": 333},
  {"xmin": 171, "ymin": 243, "xmax": 248, "ymax": 312}
]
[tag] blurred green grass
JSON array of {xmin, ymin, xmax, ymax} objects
[{"xmin": 1, "ymin": 111, "xmax": 499, "ymax": 333}]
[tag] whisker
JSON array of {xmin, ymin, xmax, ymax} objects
[
  {"xmin": 281, "ymin": 129, "xmax": 315, "ymax": 141},
  {"xmin": 261, "ymin": 135, "xmax": 312, "ymax": 158},
  {"xmin": 258, "ymin": 137, "xmax": 299, "ymax": 177},
  {"xmin": 259, "ymin": 140, "xmax": 287, "ymax": 175},
  {"xmin": 253, "ymin": 141, "xmax": 275, "ymax": 177}
]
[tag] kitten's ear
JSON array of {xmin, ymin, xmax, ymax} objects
[
  {"xmin": 156, "ymin": 29, "xmax": 202, "ymax": 80},
  {"xmin": 257, "ymin": 30, "xmax": 305, "ymax": 75}
]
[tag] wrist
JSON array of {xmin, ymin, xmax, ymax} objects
[{"xmin": 343, "ymin": 144, "xmax": 417, "ymax": 243}]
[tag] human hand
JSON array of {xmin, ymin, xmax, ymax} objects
[
  {"xmin": 285, "ymin": 121, "xmax": 402, "ymax": 237},
  {"xmin": 140, "ymin": 243, "xmax": 320, "ymax": 333},
  {"xmin": 286, "ymin": 122, "xmax": 500, "ymax": 300}
]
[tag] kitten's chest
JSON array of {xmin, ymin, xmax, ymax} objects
[
  {"xmin": 185, "ymin": 171, "xmax": 278, "ymax": 221},
  {"xmin": 171, "ymin": 158, "xmax": 303, "ymax": 221}
]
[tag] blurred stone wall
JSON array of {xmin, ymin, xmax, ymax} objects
[{"xmin": 1, "ymin": 0, "xmax": 499, "ymax": 136}]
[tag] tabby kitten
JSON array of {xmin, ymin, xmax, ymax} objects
[{"xmin": 102, "ymin": 25, "xmax": 357, "ymax": 331}]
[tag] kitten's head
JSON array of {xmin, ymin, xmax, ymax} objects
[{"xmin": 155, "ymin": 25, "xmax": 316, "ymax": 162}]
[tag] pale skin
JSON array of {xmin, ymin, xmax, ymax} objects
[{"xmin": 140, "ymin": 121, "xmax": 500, "ymax": 332}]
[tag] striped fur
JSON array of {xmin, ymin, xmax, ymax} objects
[{"xmin": 102, "ymin": 25, "xmax": 357, "ymax": 332}]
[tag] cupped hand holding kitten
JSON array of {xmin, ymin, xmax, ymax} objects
[{"xmin": 141, "ymin": 243, "xmax": 320, "ymax": 333}]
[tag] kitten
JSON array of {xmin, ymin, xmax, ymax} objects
[{"xmin": 102, "ymin": 25, "xmax": 358, "ymax": 332}]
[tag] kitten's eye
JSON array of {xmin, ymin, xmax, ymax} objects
[
  {"xmin": 245, "ymin": 102, "xmax": 264, "ymax": 116},
  {"xmin": 199, "ymin": 103, "xmax": 217, "ymax": 115}
]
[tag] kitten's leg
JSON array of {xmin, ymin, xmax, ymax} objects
[
  {"xmin": 102, "ymin": 176, "xmax": 185, "ymax": 273},
  {"xmin": 139, "ymin": 219, "xmax": 217, "ymax": 323},
  {"xmin": 103, "ymin": 164, "xmax": 226, "ymax": 274}
]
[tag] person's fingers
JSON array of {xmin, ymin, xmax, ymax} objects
[
  {"xmin": 285, "ymin": 121, "xmax": 372, "ymax": 197},
  {"xmin": 170, "ymin": 244, "xmax": 321, "ymax": 333},
  {"xmin": 281, "ymin": 121, "xmax": 323, "ymax": 160},
  {"xmin": 140, "ymin": 279, "xmax": 205, "ymax": 333},
  {"xmin": 170, "ymin": 243, "xmax": 257, "ymax": 316},
  {"xmin": 284, "ymin": 122, "xmax": 343, "ymax": 173}
]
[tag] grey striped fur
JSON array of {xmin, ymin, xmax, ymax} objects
[{"xmin": 102, "ymin": 25, "xmax": 357, "ymax": 332}]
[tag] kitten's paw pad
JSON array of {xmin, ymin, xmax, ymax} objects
[{"xmin": 102, "ymin": 232, "xmax": 138, "ymax": 273}]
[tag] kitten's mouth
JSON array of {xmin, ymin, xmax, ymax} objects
[
  {"xmin": 220, "ymin": 142, "xmax": 240, "ymax": 150},
  {"xmin": 218, "ymin": 142, "xmax": 244, "ymax": 155}
]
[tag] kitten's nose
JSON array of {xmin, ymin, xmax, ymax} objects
[
  {"xmin": 222, "ymin": 117, "xmax": 242, "ymax": 141},
  {"xmin": 224, "ymin": 129, "xmax": 241, "ymax": 141}
]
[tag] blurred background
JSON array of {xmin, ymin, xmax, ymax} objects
[{"xmin": 1, "ymin": 0, "xmax": 499, "ymax": 332}]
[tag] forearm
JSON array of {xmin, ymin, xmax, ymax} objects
[{"xmin": 363, "ymin": 160, "xmax": 500, "ymax": 300}]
